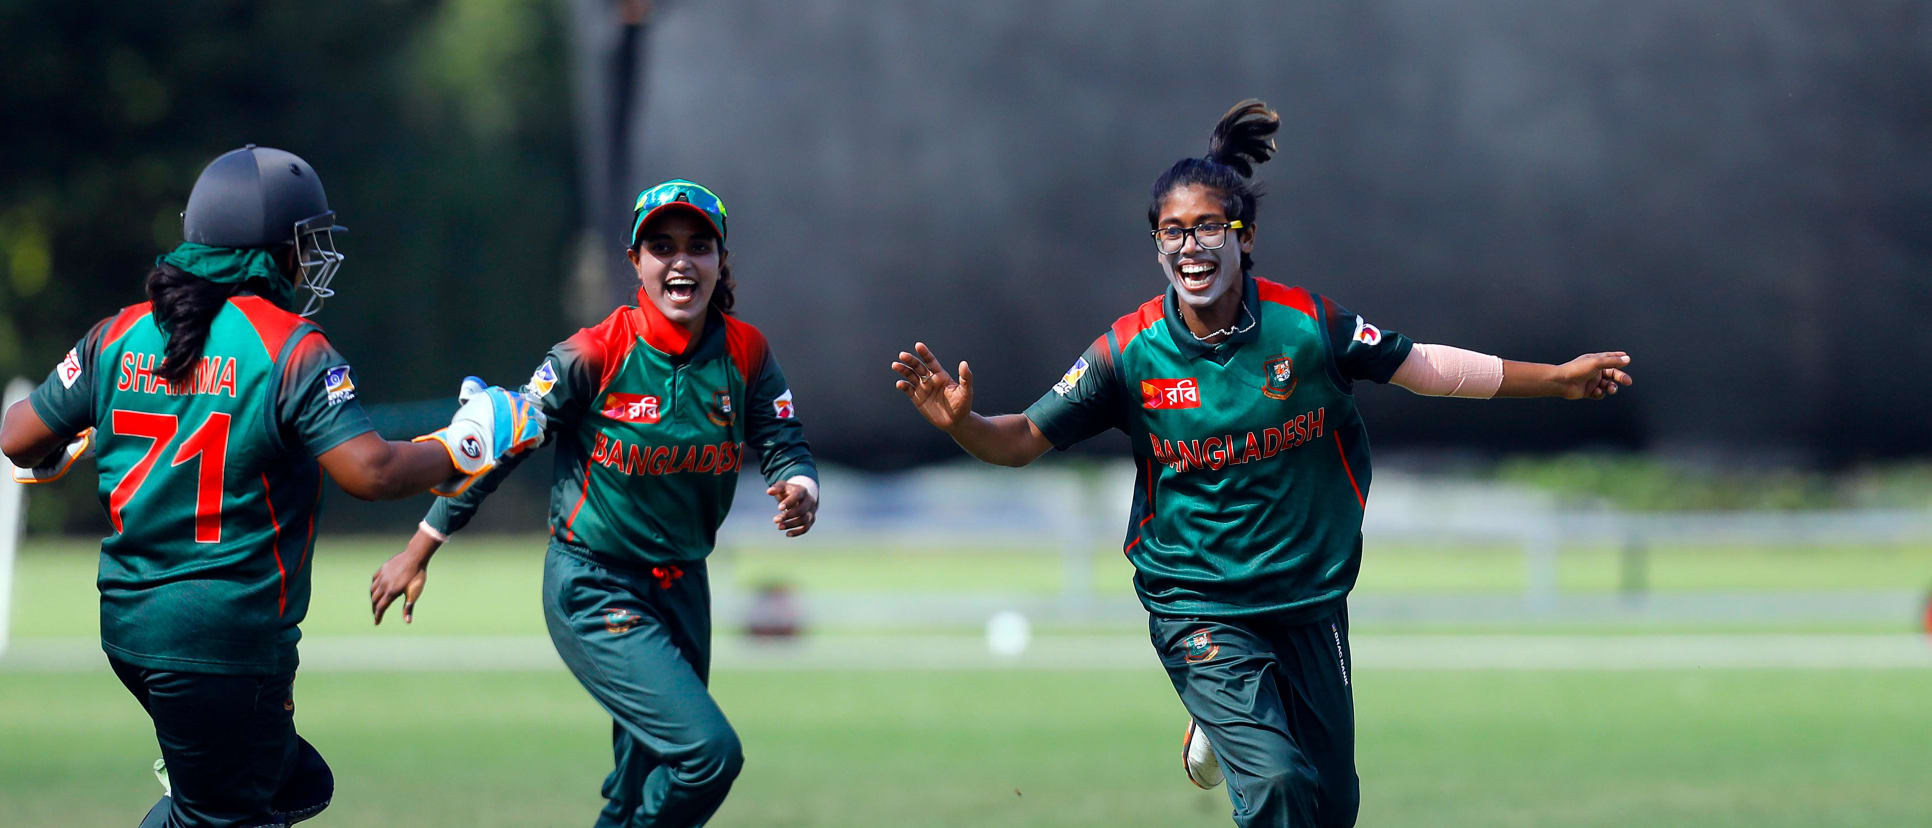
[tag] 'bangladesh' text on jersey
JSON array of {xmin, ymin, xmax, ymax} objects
[
  {"xmin": 27, "ymin": 295, "xmax": 375, "ymax": 674},
  {"xmin": 425, "ymin": 291, "xmax": 816, "ymax": 566},
  {"xmin": 1024, "ymin": 276, "xmax": 1413, "ymax": 619}
]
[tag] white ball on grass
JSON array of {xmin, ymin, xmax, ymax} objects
[{"xmin": 985, "ymin": 610, "xmax": 1031, "ymax": 658}]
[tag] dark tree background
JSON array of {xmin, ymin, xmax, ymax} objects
[{"xmin": 0, "ymin": 1, "xmax": 577, "ymax": 529}]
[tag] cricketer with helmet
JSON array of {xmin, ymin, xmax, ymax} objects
[{"xmin": 0, "ymin": 145, "xmax": 545, "ymax": 827}]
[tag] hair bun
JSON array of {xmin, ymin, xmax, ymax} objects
[{"xmin": 1206, "ymin": 99, "xmax": 1280, "ymax": 178}]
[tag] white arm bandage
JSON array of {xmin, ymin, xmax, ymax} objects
[
  {"xmin": 1389, "ymin": 344, "xmax": 1505, "ymax": 399},
  {"xmin": 785, "ymin": 474, "xmax": 820, "ymax": 503}
]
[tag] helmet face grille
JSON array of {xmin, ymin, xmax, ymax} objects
[{"xmin": 292, "ymin": 213, "xmax": 344, "ymax": 317}]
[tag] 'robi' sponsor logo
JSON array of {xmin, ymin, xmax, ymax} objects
[
  {"xmin": 1141, "ymin": 378, "xmax": 1201, "ymax": 410},
  {"xmin": 602, "ymin": 393, "xmax": 662, "ymax": 424}
]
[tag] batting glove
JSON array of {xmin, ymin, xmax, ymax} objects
[
  {"xmin": 413, "ymin": 377, "xmax": 547, "ymax": 496},
  {"xmin": 11, "ymin": 428, "xmax": 93, "ymax": 484}
]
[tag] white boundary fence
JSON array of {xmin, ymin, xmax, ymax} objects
[
  {"xmin": 3, "ymin": 419, "xmax": 1928, "ymax": 670},
  {"xmin": 712, "ymin": 465, "xmax": 1932, "ymax": 629}
]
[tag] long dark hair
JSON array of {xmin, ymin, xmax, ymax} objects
[
  {"xmin": 1146, "ymin": 99, "xmax": 1282, "ymax": 275},
  {"xmin": 146, "ymin": 258, "xmax": 292, "ymax": 383},
  {"xmin": 712, "ymin": 245, "xmax": 736, "ymax": 315}
]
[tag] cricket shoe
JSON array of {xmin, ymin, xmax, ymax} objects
[{"xmin": 1183, "ymin": 718, "xmax": 1223, "ymax": 789}]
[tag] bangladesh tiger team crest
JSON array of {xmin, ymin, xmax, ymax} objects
[
  {"xmin": 1183, "ymin": 628, "xmax": 1219, "ymax": 663},
  {"xmin": 1261, "ymin": 355, "xmax": 1297, "ymax": 400},
  {"xmin": 708, "ymin": 389, "xmax": 735, "ymax": 426}
]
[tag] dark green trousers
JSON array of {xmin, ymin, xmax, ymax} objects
[
  {"xmin": 1150, "ymin": 606, "xmax": 1358, "ymax": 828},
  {"xmin": 110, "ymin": 658, "xmax": 332, "ymax": 828},
  {"xmin": 544, "ymin": 548, "xmax": 742, "ymax": 828}
]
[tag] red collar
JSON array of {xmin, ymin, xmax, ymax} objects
[{"xmin": 632, "ymin": 287, "xmax": 703, "ymax": 355}]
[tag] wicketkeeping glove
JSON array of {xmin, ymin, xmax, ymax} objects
[
  {"xmin": 11, "ymin": 428, "xmax": 93, "ymax": 484},
  {"xmin": 413, "ymin": 377, "xmax": 547, "ymax": 497}
]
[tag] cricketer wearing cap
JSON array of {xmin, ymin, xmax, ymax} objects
[{"xmin": 374, "ymin": 178, "xmax": 818, "ymax": 828}]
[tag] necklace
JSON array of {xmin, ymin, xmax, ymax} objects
[{"xmin": 1189, "ymin": 304, "xmax": 1257, "ymax": 343}]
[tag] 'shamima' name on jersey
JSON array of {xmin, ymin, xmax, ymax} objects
[{"xmin": 114, "ymin": 352, "xmax": 238, "ymax": 398}]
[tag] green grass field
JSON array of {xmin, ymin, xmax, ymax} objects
[
  {"xmin": 10, "ymin": 535, "xmax": 1930, "ymax": 637},
  {"xmin": 4, "ymin": 536, "xmax": 1930, "ymax": 826},
  {"xmin": 4, "ymin": 669, "xmax": 1929, "ymax": 826}
]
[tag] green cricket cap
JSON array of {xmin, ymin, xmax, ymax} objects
[{"xmin": 630, "ymin": 179, "xmax": 728, "ymax": 244}]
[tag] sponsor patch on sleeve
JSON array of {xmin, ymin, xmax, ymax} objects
[
  {"xmin": 57, "ymin": 348, "xmax": 82, "ymax": 389},
  {"xmin": 527, "ymin": 361, "xmax": 558, "ymax": 398},
  {"xmin": 1351, "ymin": 315, "xmax": 1382, "ymax": 346},
  {"xmin": 1052, "ymin": 357, "xmax": 1089, "ymax": 396},
  {"xmin": 324, "ymin": 365, "xmax": 356, "ymax": 406},
  {"xmin": 772, "ymin": 389, "xmax": 796, "ymax": 419}
]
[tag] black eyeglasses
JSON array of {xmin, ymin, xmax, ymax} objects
[{"xmin": 1151, "ymin": 220, "xmax": 1245, "ymax": 254}]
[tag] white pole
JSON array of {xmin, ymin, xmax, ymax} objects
[
  {"xmin": 0, "ymin": 377, "xmax": 34, "ymax": 659},
  {"xmin": 1524, "ymin": 521, "xmax": 1559, "ymax": 616}
]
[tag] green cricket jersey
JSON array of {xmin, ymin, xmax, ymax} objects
[
  {"xmin": 1024, "ymin": 276, "xmax": 1413, "ymax": 619},
  {"xmin": 425, "ymin": 294, "xmax": 816, "ymax": 565},
  {"xmin": 28, "ymin": 295, "xmax": 375, "ymax": 674}
]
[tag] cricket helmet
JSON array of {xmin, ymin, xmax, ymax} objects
[{"xmin": 182, "ymin": 145, "xmax": 346, "ymax": 316}]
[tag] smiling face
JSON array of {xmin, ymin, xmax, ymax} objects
[
  {"xmin": 628, "ymin": 210, "xmax": 723, "ymax": 332},
  {"xmin": 1154, "ymin": 183, "xmax": 1253, "ymax": 314}
]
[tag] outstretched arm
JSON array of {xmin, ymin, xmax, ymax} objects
[
  {"xmin": 374, "ymin": 346, "xmax": 588, "ymax": 625},
  {"xmin": 1389, "ymin": 345, "xmax": 1632, "ymax": 401},
  {"xmin": 317, "ymin": 433, "xmax": 458, "ymax": 501},
  {"xmin": 319, "ymin": 379, "xmax": 544, "ymax": 501},
  {"xmin": 1319, "ymin": 296, "xmax": 1630, "ymax": 402},
  {"xmin": 1498, "ymin": 352, "xmax": 1632, "ymax": 400},
  {"xmin": 892, "ymin": 342, "xmax": 1053, "ymax": 467}
]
